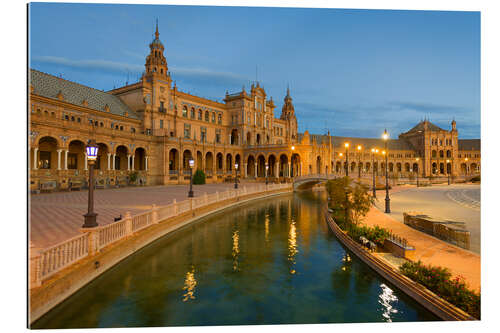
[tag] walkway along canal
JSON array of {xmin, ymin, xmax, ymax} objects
[{"xmin": 32, "ymin": 191, "xmax": 438, "ymax": 328}]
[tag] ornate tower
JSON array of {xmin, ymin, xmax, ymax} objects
[
  {"xmin": 145, "ymin": 21, "xmax": 169, "ymax": 78},
  {"xmin": 280, "ymin": 86, "xmax": 298, "ymax": 143}
]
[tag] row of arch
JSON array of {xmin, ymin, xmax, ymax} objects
[
  {"xmin": 30, "ymin": 136, "xmax": 148, "ymax": 171},
  {"xmin": 334, "ymin": 161, "xmax": 420, "ymax": 174},
  {"xmin": 431, "ymin": 149, "xmax": 453, "ymax": 158}
]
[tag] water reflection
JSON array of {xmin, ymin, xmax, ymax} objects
[
  {"xmin": 288, "ymin": 219, "xmax": 298, "ymax": 274},
  {"xmin": 379, "ymin": 283, "xmax": 399, "ymax": 322},
  {"xmin": 182, "ymin": 266, "xmax": 197, "ymax": 302},
  {"xmin": 341, "ymin": 253, "xmax": 352, "ymax": 272},
  {"xmin": 232, "ymin": 229, "xmax": 240, "ymax": 271},
  {"xmin": 264, "ymin": 214, "xmax": 270, "ymax": 242}
]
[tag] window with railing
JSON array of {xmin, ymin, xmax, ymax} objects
[
  {"xmin": 218, "ymin": 113, "xmax": 222, "ymax": 124},
  {"xmin": 184, "ymin": 124, "xmax": 191, "ymax": 139},
  {"xmin": 216, "ymin": 129, "xmax": 221, "ymax": 143},
  {"xmin": 182, "ymin": 106, "xmax": 188, "ymax": 118},
  {"xmin": 190, "ymin": 108, "xmax": 195, "ymax": 119},
  {"xmin": 201, "ymin": 127, "xmax": 207, "ymax": 143},
  {"xmin": 159, "ymin": 101, "xmax": 166, "ymax": 113}
]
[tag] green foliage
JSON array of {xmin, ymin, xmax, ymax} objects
[
  {"xmin": 339, "ymin": 221, "xmax": 391, "ymax": 247},
  {"xmin": 400, "ymin": 261, "xmax": 480, "ymax": 319},
  {"xmin": 193, "ymin": 169, "xmax": 206, "ymax": 185},
  {"xmin": 325, "ymin": 176, "xmax": 374, "ymax": 225},
  {"xmin": 128, "ymin": 171, "xmax": 138, "ymax": 183},
  {"xmin": 470, "ymin": 175, "xmax": 480, "ymax": 183}
]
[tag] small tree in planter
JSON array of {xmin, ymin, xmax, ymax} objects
[
  {"xmin": 193, "ymin": 169, "xmax": 206, "ymax": 185},
  {"xmin": 128, "ymin": 171, "xmax": 138, "ymax": 185}
]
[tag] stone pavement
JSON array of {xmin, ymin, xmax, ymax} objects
[
  {"xmin": 363, "ymin": 205, "xmax": 481, "ymax": 292},
  {"xmin": 30, "ymin": 182, "xmax": 260, "ymax": 249}
]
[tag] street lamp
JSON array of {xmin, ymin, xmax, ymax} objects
[
  {"xmin": 465, "ymin": 157, "xmax": 469, "ymax": 175},
  {"xmin": 265, "ymin": 162, "xmax": 269, "ymax": 185},
  {"xmin": 382, "ymin": 129, "xmax": 390, "ymax": 213},
  {"xmin": 371, "ymin": 148, "xmax": 377, "ymax": 198},
  {"xmin": 415, "ymin": 157, "xmax": 420, "ymax": 187},
  {"xmin": 188, "ymin": 158, "xmax": 195, "ymax": 197},
  {"xmin": 234, "ymin": 163, "xmax": 239, "ymax": 189},
  {"xmin": 446, "ymin": 159, "xmax": 451, "ymax": 185},
  {"xmin": 357, "ymin": 145, "xmax": 362, "ymax": 179},
  {"xmin": 344, "ymin": 142, "xmax": 349, "ymax": 177},
  {"xmin": 83, "ymin": 140, "xmax": 99, "ymax": 228},
  {"xmin": 338, "ymin": 152, "xmax": 343, "ymax": 176}
]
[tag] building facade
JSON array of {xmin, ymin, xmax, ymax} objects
[{"xmin": 28, "ymin": 25, "xmax": 480, "ymax": 192}]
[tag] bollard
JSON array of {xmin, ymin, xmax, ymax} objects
[
  {"xmin": 124, "ymin": 211, "xmax": 132, "ymax": 236},
  {"xmin": 173, "ymin": 199, "xmax": 178, "ymax": 215}
]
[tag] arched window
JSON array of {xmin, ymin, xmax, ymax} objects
[
  {"xmin": 439, "ymin": 150, "xmax": 444, "ymax": 158},
  {"xmin": 198, "ymin": 110, "xmax": 202, "ymax": 120},
  {"xmin": 190, "ymin": 108, "xmax": 195, "ymax": 118},
  {"xmin": 211, "ymin": 112, "xmax": 216, "ymax": 123},
  {"xmin": 182, "ymin": 106, "xmax": 188, "ymax": 118},
  {"xmin": 218, "ymin": 113, "xmax": 222, "ymax": 124},
  {"xmin": 205, "ymin": 111, "xmax": 209, "ymax": 121}
]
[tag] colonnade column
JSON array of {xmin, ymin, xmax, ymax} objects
[
  {"xmin": 131, "ymin": 155, "xmax": 135, "ymax": 171},
  {"xmin": 112, "ymin": 154, "xmax": 116, "ymax": 170},
  {"xmin": 57, "ymin": 149, "xmax": 62, "ymax": 170},
  {"xmin": 64, "ymin": 150, "xmax": 68, "ymax": 170},
  {"xmin": 276, "ymin": 162, "xmax": 280, "ymax": 177},
  {"xmin": 107, "ymin": 153, "xmax": 111, "ymax": 170},
  {"xmin": 127, "ymin": 155, "xmax": 131, "ymax": 171},
  {"xmin": 288, "ymin": 162, "xmax": 291, "ymax": 177},
  {"xmin": 145, "ymin": 156, "xmax": 148, "ymax": 171},
  {"xmin": 33, "ymin": 148, "xmax": 38, "ymax": 170},
  {"xmin": 254, "ymin": 163, "xmax": 258, "ymax": 178},
  {"xmin": 299, "ymin": 162, "xmax": 302, "ymax": 176},
  {"xmin": 244, "ymin": 163, "xmax": 247, "ymax": 178},
  {"xmin": 84, "ymin": 153, "xmax": 88, "ymax": 170}
]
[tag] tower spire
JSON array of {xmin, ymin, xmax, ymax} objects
[{"xmin": 155, "ymin": 18, "xmax": 159, "ymax": 39}]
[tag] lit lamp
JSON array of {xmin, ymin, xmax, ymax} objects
[
  {"xmin": 371, "ymin": 148, "xmax": 377, "ymax": 198},
  {"xmin": 357, "ymin": 145, "xmax": 362, "ymax": 179},
  {"xmin": 188, "ymin": 158, "xmax": 195, "ymax": 197},
  {"xmin": 465, "ymin": 157, "xmax": 468, "ymax": 175},
  {"xmin": 446, "ymin": 159, "xmax": 451, "ymax": 185},
  {"xmin": 234, "ymin": 163, "xmax": 239, "ymax": 189},
  {"xmin": 344, "ymin": 143, "xmax": 349, "ymax": 177},
  {"xmin": 83, "ymin": 140, "xmax": 99, "ymax": 228},
  {"xmin": 265, "ymin": 162, "xmax": 269, "ymax": 185},
  {"xmin": 382, "ymin": 129, "xmax": 390, "ymax": 213}
]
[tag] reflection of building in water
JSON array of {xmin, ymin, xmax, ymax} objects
[
  {"xmin": 232, "ymin": 230, "xmax": 240, "ymax": 271},
  {"xmin": 182, "ymin": 266, "xmax": 197, "ymax": 302},
  {"xmin": 288, "ymin": 220, "xmax": 298, "ymax": 274},
  {"xmin": 341, "ymin": 253, "xmax": 351, "ymax": 271},
  {"xmin": 264, "ymin": 213, "xmax": 270, "ymax": 242},
  {"xmin": 378, "ymin": 283, "xmax": 398, "ymax": 322}
]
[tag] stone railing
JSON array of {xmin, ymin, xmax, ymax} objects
[{"xmin": 29, "ymin": 183, "xmax": 291, "ymax": 289}]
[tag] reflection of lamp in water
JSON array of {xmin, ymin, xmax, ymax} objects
[
  {"xmin": 182, "ymin": 266, "xmax": 197, "ymax": 302},
  {"xmin": 288, "ymin": 220, "xmax": 298, "ymax": 274},
  {"xmin": 264, "ymin": 213, "xmax": 270, "ymax": 242},
  {"xmin": 232, "ymin": 229, "xmax": 240, "ymax": 271},
  {"xmin": 341, "ymin": 252, "xmax": 351, "ymax": 271},
  {"xmin": 379, "ymin": 283, "xmax": 399, "ymax": 322}
]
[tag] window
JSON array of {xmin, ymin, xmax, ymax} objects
[
  {"xmin": 77, "ymin": 118, "xmax": 81, "ymax": 123},
  {"xmin": 159, "ymin": 101, "xmax": 165, "ymax": 113},
  {"xmin": 65, "ymin": 115, "xmax": 69, "ymax": 120},
  {"xmin": 182, "ymin": 106, "xmax": 188, "ymax": 118},
  {"xmin": 39, "ymin": 151, "xmax": 51, "ymax": 169},
  {"xmin": 184, "ymin": 124, "xmax": 191, "ymax": 139},
  {"xmin": 198, "ymin": 110, "xmax": 202, "ymax": 120},
  {"xmin": 160, "ymin": 120, "xmax": 163, "ymax": 129},
  {"xmin": 211, "ymin": 112, "xmax": 215, "ymax": 123},
  {"xmin": 218, "ymin": 114, "xmax": 222, "ymax": 124},
  {"xmin": 67, "ymin": 153, "xmax": 77, "ymax": 169},
  {"xmin": 216, "ymin": 129, "xmax": 221, "ymax": 143},
  {"xmin": 201, "ymin": 127, "xmax": 207, "ymax": 143},
  {"xmin": 131, "ymin": 127, "xmax": 136, "ymax": 133},
  {"xmin": 205, "ymin": 111, "xmax": 209, "ymax": 122},
  {"xmin": 190, "ymin": 108, "xmax": 195, "ymax": 118},
  {"xmin": 71, "ymin": 116, "xmax": 75, "ymax": 121},
  {"xmin": 120, "ymin": 126, "xmax": 124, "ymax": 131}
]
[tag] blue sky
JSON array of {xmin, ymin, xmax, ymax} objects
[{"xmin": 29, "ymin": 3, "xmax": 480, "ymax": 138}]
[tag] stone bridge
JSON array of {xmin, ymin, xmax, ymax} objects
[{"xmin": 293, "ymin": 174, "xmax": 337, "ymax": 190}]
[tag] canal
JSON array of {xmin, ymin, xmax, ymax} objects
[{"xmin": 33, "ymin": 191, "xmax": 438, "ymax": 328}]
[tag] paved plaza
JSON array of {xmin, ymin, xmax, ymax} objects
[
  {"xmin": 30, "ymin": 182, "xmax": 257, "ymax": 248},
  {"xmin": 374, "ymin": 184, "xmax": 481, "ymax": 253}
]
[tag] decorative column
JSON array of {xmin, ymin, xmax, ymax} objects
[
  {"xmin": 299, "ymin": 162, "xmax": 302, "ymax": 176},
  {"xmin": 288, "ymin": 162, "xmax": 291, "ymax": 177},
  {"xmin": 131, "ymin": 155, "xmax": 135, "ymax": 171},
  {"xmin": 84, "ymin": 153, "xmax": 88, "ymax": 170},
  {"xmin": 107, "ymin": 153, "xmax": 111, "ymax": 170},
  {"xmin": 112, "ymin": 154, "xmax": 116, "ymax": 170},
  {"xmin": 254, "ymin": 163, "xmax": 258, "ymax": 178},
  {"xmin": 145, "ymin": 156, "xmax": 149, "ymax": 171},
  {"xmin": 244, "ymin": 163, "xmax": 247, "ymax": 178},
  {"xmin": 33, "ymin": 148, "xmax": 38, "ymax": 170},
  {"xmin": 57, "ymin": 149, "xmax": 62, "ymax": 170},
  {"xmin": 276, "ymin": 162, "xmax": 280, "ymax": 177},
  {"xmin": 127, "ymin": 154, "xmax": 131, "ymax": 171},
  {"xmin": 64, "ymin": 150, "xmax": 68, "ymax": 170}
]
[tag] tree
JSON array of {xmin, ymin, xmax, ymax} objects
[{"xmin": 193, "ymin": 169, "xmax": 206, "ymax": 184}]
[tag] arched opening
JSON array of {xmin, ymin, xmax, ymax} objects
[
  {"xmin": 196, "ymin": 151, "xmax": 203, "ymax": 171},
  {"xmin": 235, "ymin": 154, "xmax": 241, "ymax": 171},
  {"xmin": 389, "ymin": 162, "xmax": 394, "ymax": 173},
  {"xmin": 373, "ymin": 162, "xmax": 378, "ymax": 175},
  {"xmin": 247, "ymin": 155, "xmax": 255, "ymax": 177},
  {"xmin": 336, "ymin": 161, "xmax": 342, "ymax": 173},
  {"xmin": 439, "ymin": 162, "xmax": 445, "ymax": 174},
  {"xmin": 446, "ymin": 162, "xmax": 451, "ymax": 174},
  {"xmin": 68, "ymin": 140, "xmax": 85, "ymax": 170},
  {"xmin": 96, "ymin": 143, "xmax": 109, "ymax": 170},
  {"xmin": 169, "ymin": 149, "xmax": 179, "ymax": 173},
  {"xmin": 279, "ymin": 154, "xmax": 288, "ymax": 177},
  {"xmin": 365, "ymin": 162, "xmax": 371, "ymax": 173},
  {"xmin": 404, "ymin": 163, "xmax": 410, "ymax": 173},
  {"xmin": 115, "ymin": 145, "xmax": 128, "ymax": 170},
  {"xmin": 446, "ymin": 150, "xmax": 452, "ymax": 158},
  {"xmin": 413, "ymin": 163, "xmax": 419, "ymax": 173},
  {"xmin": 257, "ymin": 155, "xmax": 266, "ymax": 177},
  {"xmin": 246, "ymin": 132, "xmax": 251, "ymax": 145},
  {"xmin": 226, "ymin": 154, "xmax": 232, "ymax": 172},
  {"xmin": 256, "ymin": 133, "xmax": 261, "ymax": 145},
  {"xmin": 268, "ymin": 154, "xmax": 277, "ymax": 178},
  {"xmin": 134, "ymin": 147, "xmax": 146, "ymax": 170},
  {"xmin": 350, "ymin": 161, "xmax": 356, "ymax": 173},
  {"xmin": 460, "ymin": 163, "xmax": 467, "ymax": 174},
  {"xmin": 432, "ymin": 162, "xmax": 437, "ymax": 174},
  {"xmin": 38, "ymin": 136, "xmax": 59, "ymax": 169},
  {"xmin": 358, "ymin": 162, "xmax": 363, "ymax": 175},
  {"xmin": 396, "ymin": 163, "xmax": 402, "ymax": 173},
  {"xmin": 439, "ymin": 150, "xmax": 444, "ymax": 158},
  {"xmin": 205, "ymin": 152, "xmax": 213, "ymax": 175},
  {"xmin": 291, "ymin": 153, "xmax": 301, "ymax": 177},
  {"xmin": 316, "ymin": 156, "xmax": 322, "ymax": 174},
  {"xmin": 231, "ymin": 129, "xmax": 239, "ymax": 145},
  {"xmin": 183, "ymin": 150, "xmax": 193, "ymax": 170},
  {"xmin": 471, "ymin": 163, "xmax": 478, "ymax": 173},
  {"xmin": 432, "ymin": 150, "xmax": 437, "ymax": 158},
  {"xmin": 216, "ymin": 153, "xmax": 223, "ymax": 173}
]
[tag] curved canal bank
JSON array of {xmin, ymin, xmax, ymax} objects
[{"xmin": 32, "ymin": 191, "xmax": 438, "ymax": 328}]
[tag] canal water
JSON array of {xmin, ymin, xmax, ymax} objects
[{"xmin": 33, "ymin": 191, "xmax": 437, "ymax": 328}]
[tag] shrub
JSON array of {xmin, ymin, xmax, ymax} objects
[
  {"xmin": 400, "ymin": 261, "xmax": 480, "ymax": 319},
  {"xmin": 470, "ymin": 175, "xmax": 480, "ymax": 183},
  {"xmin": 193, "ymin": 169, "xmax": 206, "ymax": 184},
  {"xmin": 129, "ymin": 171, "xmax": 138, "ymax": 183}
]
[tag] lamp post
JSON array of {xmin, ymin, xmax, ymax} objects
[
  {"xmin": 371, "ymin": 148, "xmax": 377, "ymax": 198},
  {"xmin": 382, "ymin": 129, "xmax": 390, "ymax": 213},
  {"xmin": 291, "ymin": 145, "xmax": 295, "ymax": 178},
  {"xmin": 357, "ymin": 145, "xmax": 362, "ymax": 179},
  {"xmin": 446, "ymin": 159, "xmax": 451, "ymax": 185},
  {"xmin": 345, "ymin": 143, "xmax": 350, "ymax": 177},
  {"xmin": 415, "ymin": 157, "xmax": 420, "ymax": 187},
  {"xmin": 465, "ymin": 157, "xmax": 468, "ymax": 175},
  {"xmin": 83, "ymin": 140, "xmax": 99, "ymax": 228},
  {"xmin": 188, "ymin": 158, "xmax": 194, "ymax": 197},
  {"xmin": 339, "ymin": 153, "xmax": 343, "ymax": 176},
  {"xmin": 265, "ymin": 162, "xmax": 269, "ymax": 185},
  {"xmin": 234, "ymin": 163, "xmax": 239, "ymax": 189}
]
